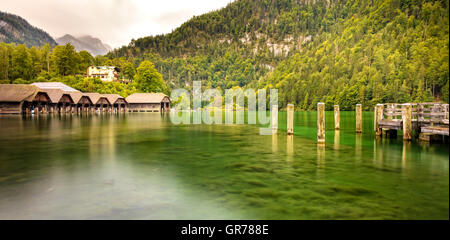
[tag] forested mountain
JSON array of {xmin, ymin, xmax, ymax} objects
[
  {"xmin": 0, "ymin": 11, "xmax": 57, "ymax": 47},
  {"xmin": 108, "ymin": 0, "xmax": 449, "ymax": 110},
  {"xmin": 56, "ymin": 34, "xmax": 112, "ymax": 56}
]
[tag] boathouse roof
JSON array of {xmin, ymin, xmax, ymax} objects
[
  {"xmin": 31, "ymin": 82, "xmax": 80, "ymax": 92},
  {"xmin": 103, "ymin": 94, "xmax": 126, "ymax": 104},
  {"xmin": 126, "ymin": 93, "xmax": 170, "ymax": 104},
  {"xmin": 84, "ymin": 93, "xmax": 110, "ymax": 105},
  {"xmin": 0, "ymin": 84, "xmax": 39, "ymax": 102},
  {"xmin": 40, "ymin": 89, "xmax": 74, "ymax": 104},
  {"xmin": 66, "ymin": 92, "xmax": 92, "ymax": 104}
]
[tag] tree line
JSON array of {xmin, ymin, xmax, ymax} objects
[{"xmin": 0, "ymin": 42, "xmax": 169, "ymax": 97}]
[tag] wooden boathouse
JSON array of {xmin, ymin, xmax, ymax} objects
[
  {"xmin": 103, "ymin": 94, "xmax": 128, "ymax": 112},
  {"xmin": 42, "ymin": 89, "xmax": 74, "ymax": 113},
  {"xmin": 126, "ymin": 93, "xmax": 171, "ymax": 112},
  {"xmin": 84, "ymin": 93, "xmax": 111, "ymax": 112},
  {"xmin": 0, "ymin": 84, "xmax": 50, "ymax": 114},
  {"xmin": 67, "ymin": 92, "xmax": 93, "ymax": 113},
  {"xmin": 1, "ymin": 82, "xmax": 170, "ymax": 114}
]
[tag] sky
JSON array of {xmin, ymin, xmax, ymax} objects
[{"xmin": 0, "ymin": 0, "xmax": 233, "ymax": 48}]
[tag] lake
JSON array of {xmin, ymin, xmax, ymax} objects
[{"xmin": 0, "ymin": 112, "xmax": 448, "ymax": 219}]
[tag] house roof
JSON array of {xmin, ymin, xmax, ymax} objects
[
  {"xmin": 84, "ymin": 93, "xmax": 110, "ymax": 104},
  {"xmin": 0, "ymin": 84, "xmax": 39, "ymax": 102},
  {"xmin": 40, "ymin": 89, "xmax": 74, "ymax": 103},
  {"xmin": 126, "ymin": 93, "xmax": 170, "ymax": 104},
  {"xmin": 103, "ymin": 94, "xmax": 126, "ymax": 104},
  {"xmin": 88, "ymin": 66, "xmax": 120, "ymax": 72},
  {"xmin": 31, "ymin": 82, "xmax": 80, "ymax": 92}
]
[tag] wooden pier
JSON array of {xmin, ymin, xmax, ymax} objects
[{"xmin": 375, "ymin": 103, "xmax": 449, "ymax": 141}]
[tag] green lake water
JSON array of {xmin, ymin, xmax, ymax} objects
[{"xmin": 0, "ymin": 112, "xmax": 448, "ymax": 219}]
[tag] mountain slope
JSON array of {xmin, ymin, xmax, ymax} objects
[
  {"xmin": 56, "ymin": 34, "xmax": 112, "ymax": 56},
  {"xmin": 109, "ymin": 0, "xmax": 449, "ymax": 108},
  {"xmin": 0, "ymin": 11, "xmax": 57, "ymax": 47},
  {"xmin": 109, "ymin": 0, "xmax": 330, "ymax": 88}
]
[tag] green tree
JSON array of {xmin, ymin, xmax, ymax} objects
[
  {"xmin": 78, "ymin": 50, "xmax": 94, "ymax": 73},
  {"xmin": 51, "ymin": 43, "xmax": 79, "ymax": 76},
  {"xmin": 133, "ymin": 60, "xmax": 168, "ymax": 93},
  {"xmin": 11, "ymin": 44, "xmax": 32, "ymax": 80}
]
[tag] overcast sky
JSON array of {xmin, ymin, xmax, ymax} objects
[{"xmin": 0, "ymin": 0, "xmax": 233, "ymax": 48}]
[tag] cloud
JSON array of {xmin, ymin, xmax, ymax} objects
[
  {"xmin": 155, "ymin": 9, "xmax": 196, "ymax": 30},
  {"xmin": 0, "ymin": 0, "xmax": 232, "ymax": 48}
]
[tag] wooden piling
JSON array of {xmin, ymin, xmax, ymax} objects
[
  {"xmin": 356, "ymin": 104, "xmax": 362, "ymax": 133},
  {"xmin": 287, "ymin": 104, "xmax": 294, "ymax": 135},
  {"xmin": 375, "ymin": 104, "xmax": 384, "ymax": 136},
  {"xmin": 334, "ymin": 105, "xmax": 340, "ymax": 130},
  {"xmin": 402, "ymin": 103, "xmax": 412, "ymax": 140},
  {"xmin": 317, "ymin": 102, "xmax": 325, "ymax": 144}
]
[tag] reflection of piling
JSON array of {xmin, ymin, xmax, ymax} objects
[
  {"xmin": 317, "ymin": 102, "xmax": 325, "ymax": 144},
  {"xmin": 355, "ymin": 133, "xmax": 362, "ymax": 162},
  {"xmin": 402, "ymin": 141, "xmax": 411, "ymax": 170},
  {"xmin": 272, "ymin": 105, "xmax": 278, "ymax": 134},
  {"xmin": 287, "ymin": 135, "xmax": 293, "ymax": 157},
  {"xmin": 287, "ymin": 104, "xmax": 294, "ymax": 135},
  {"xmin": 402, "ymin": 103, "xmax": 412, "ymax": 140},
  {"xmin": 356, "ymin": 104, "xmax": 362, "ymax": 133},
  {"xmin": 317, "ymin": 143, "xmax": 325, "ymax": 173},
  {"xmin": 334, "ymin": 130, "xmax": 340, "ymax": 150},
  {"xmin": 272, "ymin": 134, "xmax": 278, "ymax": 153},
  {"xmin": 334, "ymin": 105, "xmax": 340, "ymax": 130}
]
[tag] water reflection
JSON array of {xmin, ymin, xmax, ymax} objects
[
  {"xmin": 402, "ymin": 141, "xmax": 411, "ymax": 174},
  {"xmin": 272, "ymin": 133, "xmax": 277, "ymax": 153},
  {"xmin": 286, "ymin": 135, "xmax": 293, "ymax": 161},
  {"xmin": 0, "ymin": 112, "xmax": 448, "ymax": 220},
  {"xmin": 355, "ymin": 133, "xmax": 362, "ymax": 164},
  {"xmin": 334, "ymin": 130, "xmax": 340, "ymax": 150},
  {"xmin": 317, "ymin": 144, "xmax": 325, "ymax": 176}
]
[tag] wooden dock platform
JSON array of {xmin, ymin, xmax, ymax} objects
[{"xmin": 375, "ymin": 102, "xmax": 449, "ymax": 141}]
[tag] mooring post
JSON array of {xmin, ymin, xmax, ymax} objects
[
  {"xmin": 287, "ymin": 104, "xmax": 294, "ymax": 135},
  {"xmin": 356, "ymin": 104, "xmax": 362, "ymax": 133},
  {"xmin": 272, "ymin": 105, "xmax": 278, "ymax": 134},
  {"xmin": 334, "ymin": 105, "xmax": 340, "ymax": 130},
  {"xmin": 402, "ymin": 103, "xmax": 412, "ymax": 140},
  {"xmin": 317, "ymin": 102, "xmax": 325, "ymax": 144},
  {"xmin": 375, "ymin": 104, "xmax": 384, "ymax": 136}
]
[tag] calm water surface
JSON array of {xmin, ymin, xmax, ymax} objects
[{"xmin": 0, "ymin": 112, "xmax": 448, "ymax": 219}]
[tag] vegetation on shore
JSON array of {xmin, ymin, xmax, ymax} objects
[{"xmin": 0, "ymin": 43, "xmax": 168, "ymax": 97}]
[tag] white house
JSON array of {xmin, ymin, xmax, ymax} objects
[{"xmin": 87, "ymin": 66, "xmax": 120, "ymax": 82}]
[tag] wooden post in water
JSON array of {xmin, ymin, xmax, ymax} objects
[
  {"xmin": 334, "ymin": 105, "xmax": 340, "ymax": 130},
  {"xmin": 287, "ymin": 104, "xmax": 294, "ymax": 135},
  {"xmin": 402, "ymin": 103, "xmax": 412, "ymax": 140},
  {"xmin": 356, "ymin": 104, "xmax": 362, "ymax": 133},
  {"xmin": 375, "ymin": 104, "xmax": 384, "ymax": 136},
  {"xmin": 317, "ymin": 102, "xmax": 325, "ymax": 144}
]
